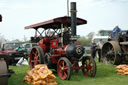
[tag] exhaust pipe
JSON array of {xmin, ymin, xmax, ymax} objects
[
  {"xmin": 0, "ymin": 14, "xmax": 2, "ymax": 22},
  {"xmin": 71, "ymin": 2, "xmax": 77, "ymax": 36}
]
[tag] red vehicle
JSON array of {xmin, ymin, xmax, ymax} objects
[
  {"xmin": 0, "ymin": 42, "xmax": 26, "ymax": 65},
  {"xmin": 25, "ymin": 2, "xmax": 96, "ymax": 80}
]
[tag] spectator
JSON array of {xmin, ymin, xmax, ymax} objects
[
  {"xmin": 112, "ymin": 25, "xmax": 122, "ymax": 38},
  {"xmin": 90, "ymin": 39, "xmax": 97, "ymax": 59},
  {"xmin": 97, "ymin": 39, "xmax": 103, "ymax": 62}
]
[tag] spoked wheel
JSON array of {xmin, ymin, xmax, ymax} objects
[
  {"xmin": 102, "ymin": 43, "xmax": 115, "ymax": 64},
  {"xmin": 102, "ymin": 41, "xmax": 121, "ymax": 65},
  {"xmin": 29, "ymin": 46, "xmax": 44, "ymax": 69},
  {"xmin": 57, "ymin": 57, "xmax": 71, "ymax": 80},
  {"xmin": 82, "ymin": 56, "xmax": 96, "ymax": 77}
]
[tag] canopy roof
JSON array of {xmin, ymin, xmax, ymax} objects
[{"xmin": 25, "ymin": 16, "xmax": 87, "ymax": 29}]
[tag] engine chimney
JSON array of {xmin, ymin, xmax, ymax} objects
[
  {"xmin": 71, "ymin": 2, "xmax": 77, "ymax": 36},
  {"xmin": 0, "ymin": 14, "xmax": 2, "ymax": 22}
]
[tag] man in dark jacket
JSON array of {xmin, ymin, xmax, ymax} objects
[{"xmin": 90, "ymin": 39, "xmax": 97, "ymax": 59}]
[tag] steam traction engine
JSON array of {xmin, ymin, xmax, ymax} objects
[
  {"xmin": 25, "ymin": 2, "xmax": 96, "ymax": 80},
  {"xmin": 102, "ymin": 32, "xmax": 128, "ymax": 65}
]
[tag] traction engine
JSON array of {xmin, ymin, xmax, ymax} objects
[
  {"xmin": 102, "ymin": 31, "xmax": 128, "ymax": 65},
  {"xmin": 25, "ymin": 2, "xmax": 96, "ymax": 80}
]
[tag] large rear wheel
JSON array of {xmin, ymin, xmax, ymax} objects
[
  {"xmin": 57, "ymin": 57, "xmax": 71, "ymax": 80},
  {"xmin": 29, "ymin": 46, "xmax": 44, "ymax": 69},
  {"xmin": 82, "ymin": 56, "xmax": 96, "ymax": 77},
  {"xmin": 102, "ymin": 41, "xmax": 121, "ymax": 65}
]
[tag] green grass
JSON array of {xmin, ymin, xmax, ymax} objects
[{"xmin": 8, "ymin": 61, "xmax": 128, "ymax": 85}]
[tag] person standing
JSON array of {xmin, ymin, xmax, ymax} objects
[
  {"xmin": 97, "ymin": 39, "xmax": 103, "ymax": 62},
  {"xmin": 112, "ymin": 25, "xmax": 122, "ymax": 38},
  {"xmin": 90, "ymin": 39, "xmax": 97, "ymax": 59}
]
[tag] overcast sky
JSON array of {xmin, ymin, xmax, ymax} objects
[{"xmin": 0, "ymin": 0, "xmax": 128, "ymax": 41}]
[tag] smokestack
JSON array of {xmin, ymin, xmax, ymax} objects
[
  {"xmin": 71, "ymin": 2, "xmax": 77, "ymax": 36},
  {"xmin": 0, "ymin": 14, "xmax": 2, "ymax": 22}
]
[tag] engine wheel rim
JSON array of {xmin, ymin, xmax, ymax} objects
[
  {"xmin": 58, "ymin": 60, "xmax": 68, "ymax": 80},
  {"xmin": 103, "ymin": 44, "xmax": 115, "ymax": 64},
  {"xmin": 102, "ymin": 41, "xmax": 121, "ymax": 65},
  {"xmin": 29, "ymin": 48, "xmax": 40, "ymax": 68},
  {"xmin": 82, "ymin": 58, "xmax": 95, "ymax": 77}
]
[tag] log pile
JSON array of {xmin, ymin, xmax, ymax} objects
[
  {"xmin": 24, "ymin": 64, "xmax": 58, "ymax": 85},
  {"xmin": 116, "ymin": 64, "xmax": 128, "ymax": 75}
]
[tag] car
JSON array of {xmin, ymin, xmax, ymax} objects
[
  {"xmin": 23, "ymin": 43, "xmax": 38, "ymax": 56},
  {"xmin": 0, "ymin": 42, "xmax": 27, "ymax": 65}
]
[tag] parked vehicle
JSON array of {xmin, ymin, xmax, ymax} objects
[
  {"xmin": 23, "ymin": 43, "xmax": 37, "ymax": 56},
  {"xmin": 0, "ymin": 42, "xmax": 27, "ymax": 65}
]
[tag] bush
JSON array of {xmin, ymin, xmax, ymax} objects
[{"xmin": 78, "ymin": 36, "xmax": 91, "ymax": 46}]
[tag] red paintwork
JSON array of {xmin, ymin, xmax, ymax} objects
[
  {"xmin": 0, "ymin": 49, "xmax": 19, "ymax": 55},
  {"xmin": 25, "ymin": 16, "xmax": 87, "ymax": 29},
  {"xmin": 50, "ymin": 40, "xmax": 59, "ymax": 48},
  {"xmin": 38, "ymin": 37, "xmax": 67, "ymax": 64},
  {"xmin": 51, "ymin": 47, "xmax": 66, "ymax": 64},
  {"xmin": 29, "ymin": 47, "xmax": 40, "ymax": 68},
  {"xmin": 38, "ymin": 38, "xmax": 50, "ymax": 52},
  {"xmin": 54, "ymin": 47, "xmax": 66, "ymax": 55},
  {"xmin": 82, "ymin": 58, "xmax": 93, "ymax": 77},
  {"xmin": 57, "ymin": 59, "xmax": 68, "ymax": 80},
  {"xmin": 52, "ymin": 55, "xmax": 60, "ymax": 64},
  {"xmin": 71, "ymin": 57, "xmax": 94, "ymax": 76}
]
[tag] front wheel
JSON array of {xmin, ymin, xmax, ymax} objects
[
  {"xmin": 57, "ymin": 57, "xmax": 71, "ymax": 80},
  {"xmin": 102, "ymin": 41, "xmax": 121, "ymax": 65},
  {"xmin": 82, "ymin": 56, "xmax": 96, "ymax": 77},
  {"xmin": 29, "ymin": 46, "xmax": 44, "ymax": 69}
]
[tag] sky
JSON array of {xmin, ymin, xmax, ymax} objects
[{"xmin": 0, "ymin": 0, "xmax": 128, "ymax": 41}]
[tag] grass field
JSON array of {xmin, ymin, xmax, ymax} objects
[{"xmin": 8, "ymin": 60, "xmax": 128, "ymax": 85}]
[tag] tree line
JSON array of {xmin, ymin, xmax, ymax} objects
[{"xmin": 0, "ymin": 32, "xmax": 95, "ymax": 46}]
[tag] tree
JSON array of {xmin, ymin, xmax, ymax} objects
[
  {"xmin": 23, "ymin": 35, "xmax": 28, "ymax": 42},
  {"xmin": 12, "ymin": 39, "xmax": 21, "ymax": 42},
  {"xmin": 0, "ymin": 33, "xmax": 6, "ymax": 48},
  {"xmin": 78, "ymin": 36, "xmax": 91, "ymax": 46},
  {"xmin": 86, "ymin": 32, "xmax": 95, "ymax": 40},
  {"xmin": 0, "ymin": 34, "xmax": 6, "ymax": 43}
]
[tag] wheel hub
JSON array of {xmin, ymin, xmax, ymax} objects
[{"xmin": 61, "ymin": 67, "xmax": 64, "ymax": 71}]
